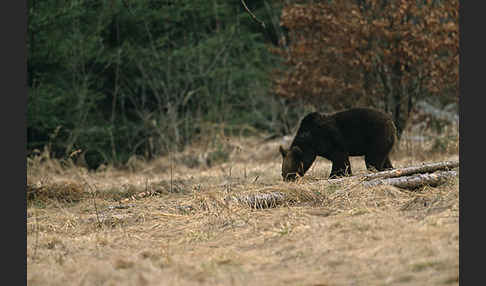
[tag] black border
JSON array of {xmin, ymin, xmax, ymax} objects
[
  {"xmin": 459, "ymin": 1, "xmax": 482, "ymax": 285},
  {"xmin": 2, "ymin": 0, "xmax": 27, "ymax": 284}
]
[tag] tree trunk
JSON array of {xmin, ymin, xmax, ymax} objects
[{"xmin": 390, "ymin": 61, "xmax": 406, "ymax": 140}]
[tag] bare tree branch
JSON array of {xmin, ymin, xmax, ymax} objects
[{"xmin": 241, "ymin": 0, "xmax": 266, "ymax": 29}]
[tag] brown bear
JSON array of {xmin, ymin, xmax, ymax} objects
[{"xmin": 279, "ymin": 107, "xmax": 396, "ymax": 181}]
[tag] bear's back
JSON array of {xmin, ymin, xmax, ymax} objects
[
  {"xmin": 331, "ymin": 108, "xmax": 396, "ymax": 153},
  {"xmin": 293, "ymin": 108, "xmax": 396, "ymax": 148},
  {"xmin": 332, "ymin": 108, "xmax": 394, "ymax": 133}
]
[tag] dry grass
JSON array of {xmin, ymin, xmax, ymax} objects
[{"xmin": 27, "ymin": 130, "xmax": 459, "ymax": 286}]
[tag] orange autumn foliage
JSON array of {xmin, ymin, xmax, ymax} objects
[{"xmin": 272, "ymin": 0, "xmax": 458, "ymax": 136}]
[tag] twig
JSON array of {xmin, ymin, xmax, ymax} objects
[
  {"xmin": 170, "ymin": 149, "xmax": 173, "ymax": 194},
  {"xmin": 145, "ymin": 177, "xmax": 150, "ymax": 194},
  {"xmin": 82, "ymin": 179, "xmax": 102, "ymax": 228},
  {"xmin": 240, "ymin": 0, "xmax": 266, "ymax": 29}
]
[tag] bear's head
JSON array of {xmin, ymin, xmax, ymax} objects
[{"xmin": 279, "ymin": 145, "xmax": 304, "ymax": 181}]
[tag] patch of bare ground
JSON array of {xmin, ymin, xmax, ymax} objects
[{"xmin": 27, "ymin": 132, "xmax": 459, "ymax": 286}]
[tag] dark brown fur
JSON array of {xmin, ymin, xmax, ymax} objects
[{"xmin": 279, "ymin": 108, "xmax": 396, "ymax": 181}]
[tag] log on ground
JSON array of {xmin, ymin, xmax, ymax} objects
[
  {"xmin": 327, "ymin": 160, "xmax": 459, "ymax": 184},
  {"xmin": 363, "ymin": 160, "xmax": 459, "ymax": 181},
  {"xmin": 363, "ymin": 170, "xmax": 458, "ymax": 190}
]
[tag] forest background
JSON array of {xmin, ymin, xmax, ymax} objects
[{"xmin": 27, "ymin": 0, "xmax": 459, "ymax": 169}]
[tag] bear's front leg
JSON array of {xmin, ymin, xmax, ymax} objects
[{"xmin": 329, "ymin": 156, "xmax": 351, "ymax": 178}]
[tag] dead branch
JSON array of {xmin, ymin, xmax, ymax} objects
[
  {"xmin": 363, "ymin": 170, "xmax": 458, "ymax": 190},
  {"xmin": 328, "ymin": 160, "xmax": 459, "ymax": 184},
  {"xmin": 362, "ymin": 161, "xmax": 459, "ymax": 181},
  {"xmin": 241, "ymin": 0, "xmax": 266, "ymax": 29}
]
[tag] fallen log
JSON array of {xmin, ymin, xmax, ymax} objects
[
  {"xmin": 327, "ymin": 160, "xmax": 459, "ymax": 184},
  {"xmin": 362, "ymin": 160, "xmax": 459, "ymax": 181},
  {"xmin": 363, "ymin": 170, "xmax": 458, "ymax": 189}
]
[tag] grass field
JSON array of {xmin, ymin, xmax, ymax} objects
[{"xmin": 27, "ymin": 130, "xmax": 459, "ymax": 286}]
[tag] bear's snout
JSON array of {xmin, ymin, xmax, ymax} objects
[{"xmin": 282, "ymin": 172, "xmax": 298, "ymax": 182}]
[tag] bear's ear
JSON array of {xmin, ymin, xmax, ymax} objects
[
  {"xmin": 291, "ymin": 146, "xmax": 303, "ymax": 157},
  {"xmin": 279, "ymin": 145, "xmax": 287, "ymax": 157}
]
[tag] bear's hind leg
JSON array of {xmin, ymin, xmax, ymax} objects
[
  {"xmin": 365, "ymin": 154, "xmax": 386, "ymax": 172},
  {"xmin": 383, "ymin": 156, "xmax": 393, "ymax": 169},
  {"xmin": 330, "ymin": 157, "xmax": 352, "ymax": 178}
]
